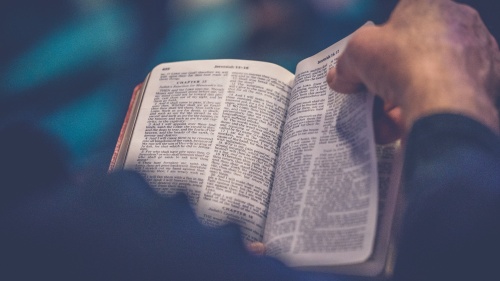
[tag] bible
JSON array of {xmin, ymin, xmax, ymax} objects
[{"xmin": 109, "ymin": 28, "xmax": 403, "ymax": 277}]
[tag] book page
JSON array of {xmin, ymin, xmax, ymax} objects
[
  {"xmin": 312, "ymin": 141, "xmax": 403, "ymax": 276},
  {"xmin": 121, "ymin": 60, "xmax": 295, "ymax": 242},
  {"xmin": 263, "ymin": 35, "xmax": 379, "ymax": 267}
]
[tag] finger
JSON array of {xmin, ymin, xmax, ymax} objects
[
  {"xmin": 327, "ymin": 34, "xmax": 368, "ymax": 94},
  {"xmin": 328, "ymin": 26, "xmax": 380, "ymax": 94},
  {"xmin": 327, "ymin": 66, "xmax": 365, "ymax": 94},
  {"xmin": 374, "ymin": 108, "xmax": 403, "ymax": 144},
  {"xmin": 247, "ymin": 242, "xmax": 266, "ymax": 255},
  {"xmin": 373, "ymin": 97, "xmax": 404, "ymax": 144}
]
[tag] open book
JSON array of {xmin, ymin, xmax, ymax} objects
[{"xmin": 110, "ymin": 28, "xmax": 403, "ymax": 277}]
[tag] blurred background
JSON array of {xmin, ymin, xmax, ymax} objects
[{"xmin": 1, "ymin": 0, "xmax": 498, "ymax": 170}]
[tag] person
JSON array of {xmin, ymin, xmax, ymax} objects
[
  {"xmin": 0, "ymin": 0, "xmax": 499, "ymax": 281},
  {"xmin": 327, "ymin": 1, "xmax": 500, "ymax": 281}
]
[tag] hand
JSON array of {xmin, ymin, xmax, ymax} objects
[
  {"xmin": 328, "ymin": 0, "xmax": 500, "ymax": 135},
  {"xmin": 247, "ymin": 242, "xmax": 266, "ymax": 255},
  {"xmin": 373, "ymin": 97, "xmax": 403, "ymax": 144}
]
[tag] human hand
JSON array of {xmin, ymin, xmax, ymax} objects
[
  {"xmin": 247, "ymin": 242, "xmax": 266, "ymax": 255},
  {"xmin": 373, "ymin": 97, "xmax": 403, "ymax": 144},
  {"xmin": 328, "ymin": 0, "xmax": 500, "ymax": 135}
]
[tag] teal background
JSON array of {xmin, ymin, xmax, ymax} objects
[{"xmin": 2, "ymin": 0, "xmax": 496, "ymax": 169}]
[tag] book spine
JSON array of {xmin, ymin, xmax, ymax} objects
[{"xmin": 108, "ymin": 83, "xmax": 143, "ymax": 172}]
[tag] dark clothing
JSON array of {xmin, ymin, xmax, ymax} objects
[
  {"xmin": 0, "ymin": 113, "xmax": 499, "ymax": 280},
  {"xmin": 394, "ymin": 114, "xmax": 500, "ymax": 281},
  {"xmin": 0, "ymin": 172, "xmax": 307, "ymax": 281},
  {"xmin": 0, "ymin": 122, "xmax": 336, "ymax": 281}
]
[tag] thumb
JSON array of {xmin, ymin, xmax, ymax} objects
[
  {"xmin": 327, "ymin": 66, "xmax": 364, "ymax": 94},
  {"xmin": 247, "ymin": 242, "xmax": 266, "ymax": 255},
  {"xmin": 327, "ymin": 26, "xmax": 378, "ymax": 94}
]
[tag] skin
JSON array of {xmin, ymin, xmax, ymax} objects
[
  {"xmin": 249, "ymin": 0, "xmax": 500, "ymax": 255},
  {"xmin": 328, "ymin": 0, "xmax": 500, "ymax": 139}
]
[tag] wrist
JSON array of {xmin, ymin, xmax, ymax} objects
[{"xmin": 402, "ymin": 80, "xmax": 500, "ymax": 134}]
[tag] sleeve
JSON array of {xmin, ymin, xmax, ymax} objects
[{"xmin": 393, "ymin": 114, "xmax": 500, "ymax": 281}]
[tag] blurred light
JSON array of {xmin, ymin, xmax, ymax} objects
[{"xmin": 2, "ymin": 3, "xmax": 137, "ymax": 96}]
